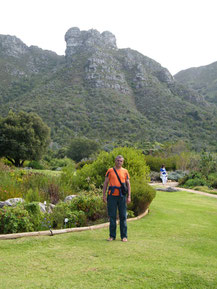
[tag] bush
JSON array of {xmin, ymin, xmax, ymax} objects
[
  {"xmin": 51, "ymin": 202, "xmax": 87, "ymax": 229},
  {"xmin": 24, "ymin": 202, "xmax": 43, "ymax": 231},
  {"xmin": 128, "ymin": 177, "xmax": 156, "ymax": 216},
  {"xmin": 68, "ymin": 193, "xmax": 107, "ymax": 222},
  {"xmin": 63, "ymin": 147, "xmax": 150, "ymax": 191},
  {"xmin": 167, "ymin": 170, "xmax": 187, "ymax": 181},
  {"xmin": 144, "ymin": 155, "xmax": 176, "ymax": 172},
  {"xmin": 0, "ymin": 205, "xmax": 33, "ymax": 234},
  {"xmin": 207, "ymin": 173, "xmax": 217, "ymax": 188},
  {"xmin": 179, "ymin": 171, "xmax": 207, "ymax": 188},
  {"xmin": 25, "ymin": 189, "xmax": 40, "ymax": 203},
  {"xmin": 28, "ymin": 160, "xmax": 44, "ymax": 170}
]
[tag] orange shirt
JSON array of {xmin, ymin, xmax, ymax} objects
[{"xmin": 106, "ymin": 167, "xmax": 130, "ymax": 196}]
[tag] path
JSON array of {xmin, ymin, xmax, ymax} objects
[{"xmin": 150, "ymin": 181, "xmax": 217, "ymax": 199}]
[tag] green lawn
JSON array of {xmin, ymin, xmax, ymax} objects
[{"xmin": 0, "ymin": 190, "xmax": 217, "ymax": 289}]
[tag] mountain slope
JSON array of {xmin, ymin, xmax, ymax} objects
[
  {"xmin": 174, "ymin": 61, "xmax": 217, "ymax": 105},
  {"xmin": 0, "ymin": 28, "xmax": 217, "ymax": 150}
]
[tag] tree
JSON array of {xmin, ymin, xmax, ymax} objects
[
  {"xmin": 67, "ymin": 137, "xmax": 100, "ymax": 163},
  {"xmin": 0, "ymin": 111, "xmax": 50, "ymax": 167}
]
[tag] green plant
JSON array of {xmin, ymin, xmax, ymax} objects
[
  {"xmin": 168, "ymin": 170, "xmax": 187, "ymax": 181},
  {"xmin": 0, "ymin": 111, "xmax": 50, "ymax": 167},
  {"xmin": 24, "ymin": 202, "xmax": 43, "ymax": 231},
  {"xmin": 64, "ymin": 147, "xmax": 150, "ymax": 191},
  {"xmin": 25, "ymin": 189, "xmax": 40, "ymax": 203},
  {"xmin": 0, "ymin": 204, "xmax": 33, "ymax": 234},
  {"xmin": 128, "ymin": 177, "xmax": 156, "ymax": 216},
  {"xmin": 144, "ymin": 155, "xmax": 177, "ymax": 172}
]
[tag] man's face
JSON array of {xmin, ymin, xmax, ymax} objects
[{"xmin": 115, "ymin": 158, "xmax": 124, "ymax": 168}]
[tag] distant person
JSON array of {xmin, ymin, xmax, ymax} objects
[
  {"xmin": 160, "ymin": 164, "xmax": 168, "ymax": 185},
  {"xmin": 103, "ymin": 155, "xmax": 131, "ymax": 242}
]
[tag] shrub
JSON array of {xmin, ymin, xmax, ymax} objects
[
  {"xmin": 63, "ymin": 147, "xmax": 150, "ymax": 191},
  {"xmin": 0, "ymin": 205, "xmax": 33, "ymax": 234},
  {"xmin": 28, "ymin": 160, "xmax": 44, "ymax": 170},
  {"xmin": 128, "ymin": 177, "xmax": 156, "ymax": 216},
  {"xmin": 68, "ymin": 193, "xmax": 107, "ymax": 222},
  {"xmin": 25, "ymin": 189, "xmax": 40, "ymax": 203},
  {"xmin": 24, "ymin": 202, "xmax": 43, "ymax": 231},
  {"xmin": 207, "ymin": 173, "xmax": 217, "ymax": 188},
  {"xmin": 167, "ymin": 170, "xmax": 187, "ymax": 181},
  {"xmin": 144, "ymin": 155, "xmax": 176, "ymax": 172},
  {"xmin": 51, "ymin": 202, "xmax": 87, "ymax": 229},
  {"xmin": 179, "ymin": 171, "xmax": 207, "ymax": 188}
]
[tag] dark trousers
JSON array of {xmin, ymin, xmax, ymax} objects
[{"xmin": 107, "ymin": 194, "xmax": 127, "ymax": 239}]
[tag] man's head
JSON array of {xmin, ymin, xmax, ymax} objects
[{"xmin": 115, "ymin": 155, "xmax": 124, "ymax": 168}]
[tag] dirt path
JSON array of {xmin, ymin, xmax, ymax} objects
[{"xmin": 150, "ymin": 182, "xmax": 217, "ymax": 199}]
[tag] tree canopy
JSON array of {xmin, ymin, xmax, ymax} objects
[
  {"xmin": 0, "ymin": 111, "xmax": 50, "ymax": 167},
  {"xmin": 67, "ymin": 137, "xmax": 100, "ymax": 163}
]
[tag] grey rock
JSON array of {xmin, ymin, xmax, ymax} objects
[
  {"xmin": 5, "ymin": 198, "xmax": 25, "ymax": 206},
  {"xmin": 64, "ymin": 195, "xmax": 77, "ymax": 202},
  {"xmin": 0, "ymin": 35, "xmax": 29, "ymax": 58},
  {"xmin": 0, "ymin": 201, "xmax": 6, "ymax": 208},
  {"xmin": 38, "ymin": 202, "xmax": 54, "ymax": 213},
  {"xmin": 65, "ymin": 27, "xmax": 117, "ymax": 58},
  {"xmin": 156, "ymin": 187, "xmax": 180, "ymax": 192}
]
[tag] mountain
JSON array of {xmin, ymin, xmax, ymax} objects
[
  {"xmin": 174, "ymin": 61, "xmax": 217, "ymax": 105},
  {"xmin": 0, "ymin": 28, "xmax": 217, "ymax": 150}
]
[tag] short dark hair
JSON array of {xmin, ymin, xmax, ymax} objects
[{"xmin": 115, "ymin": 155, "xmax": 124, "ymax": 161}]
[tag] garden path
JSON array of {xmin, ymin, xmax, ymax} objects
[{"xmin": 150, "ymin": 181, "xmax": 217, "ymax": 199}]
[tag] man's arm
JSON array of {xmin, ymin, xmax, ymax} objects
[
  {"xmin": 103, "ymin": 176, "xmax": 109, "ymax": 203},
  {"xmin": 126, "ymin": 179, "xmax": 131, "ymax": 203}
]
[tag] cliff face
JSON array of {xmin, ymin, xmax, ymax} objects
[{"xmin": 0, "ymin": 28, "xmax": 216, "ymax": 149}]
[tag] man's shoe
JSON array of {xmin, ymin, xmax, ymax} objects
[
  {"xmin": 107, "ymin": 237, "xmax": 115, "ymax": 241},
  {"xmin": 121, "ymin": 238, "xmax": 128, "ymax": 242}
]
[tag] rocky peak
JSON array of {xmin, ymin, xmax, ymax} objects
[
  {"xmin": 0, "ymin": 35, "xmax": 29, "ymax": 58},
  {"xmin": 65, "ymin": 27, "xmax": 117, "ymax": 58}
]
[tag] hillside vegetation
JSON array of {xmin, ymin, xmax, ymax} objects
[{"xmin": 174, "ymin": 61, "xmax": 217, "ymax": 105}]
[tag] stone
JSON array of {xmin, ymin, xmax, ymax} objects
[
  {"xmin": 64, "ymin": 195, "xmax": 77, "ymax": 202},
  {"xmin": 38, "ymin": 202, "xmax": 54, "ymax": 213},
  {"xmin": 5, "ymin": 198, "xmax": 25, "ymax": 206},
  {"xmin": 156, "ymin": 187, "xmax": 180, "ymax": 192},
  {"xmin": 65, "ymin": 27, "xmax": 117, "ymax": 58},
  {"xmin": 0, "ymin": 201, "xmax": 5, "ymax": 208}
]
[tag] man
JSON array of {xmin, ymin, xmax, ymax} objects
[{"xmin": 103, "ymin": 155, "xmax": 131, "ymax": 242}]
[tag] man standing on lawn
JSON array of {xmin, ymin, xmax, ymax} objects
[{"xmin": 103, "ymin": 155, "xmax": 131, "ymax": 242}]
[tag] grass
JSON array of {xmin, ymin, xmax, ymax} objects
[{"xmin": 0, "ymin": 190, "xmax": 217, "ymax": 288}]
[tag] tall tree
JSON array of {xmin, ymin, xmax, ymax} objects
[
  {"xmin": 0, "ymin": 111, "xmax": 50, "ymax": 167},
  {"xmin": 67, "ymin": 137, "xmax": 100, "ymax": 163}
]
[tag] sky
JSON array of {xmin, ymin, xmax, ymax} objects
[{"xmin": 1, "ymin": 0, "xmax": 217, "ymax": 75}]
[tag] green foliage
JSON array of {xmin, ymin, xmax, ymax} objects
[
  {"xmin": 51, "ymin": 202, "xmax": 87, "ymax": 229},
  {"xmin": 25, "ymin": 189, "xmax": 40, "ymax": 202},
  {"xmin": 199, "ymin": 151, "xmax": 217, "ymax": 177},
  {"xmin": 0, "ymin": 204, "xmax": 33, "ymax": 234},
  {"xmin": 179, "ymin": 171, "xmax": 208, "ymax": 188},
  {"xmin": 128, "ymin": 177, "xmax": 156, "ymax": 216},
  {"xmin": 24, "ymin": 202, "xmax": 43, "ymax": 231},
  {"xmin": 167, "ymin": 170, "xmax": 187, "ymax": 181},
  {"xmin": 144, "ymin": 155, "xmax": 177, "ymax": 171},
  {"xmin": 64, "ymin": 147, "xmax": 150, "ymax": 191},
  {"xmin": 67, "ymin": 137, "xmax": 100, "ymax": 162},
  {"xmin": 28, "ymin": 160, "xmax": 44, "ymax": 170},
  {"xmin": 0, "ymin": 111, "xmax": 50, "ymax": 167},
  {"xmin": 207, "ymin": 173, "xmax": 217, "ymax": 188}
]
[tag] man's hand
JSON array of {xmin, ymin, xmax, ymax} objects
[
  {"xmin": 103, "ymin": 195, "xmax": 107, "ymax": 203},
  {"xmin": 127, "ymin": 196, "xmax": 131, "ymax": 204}
]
